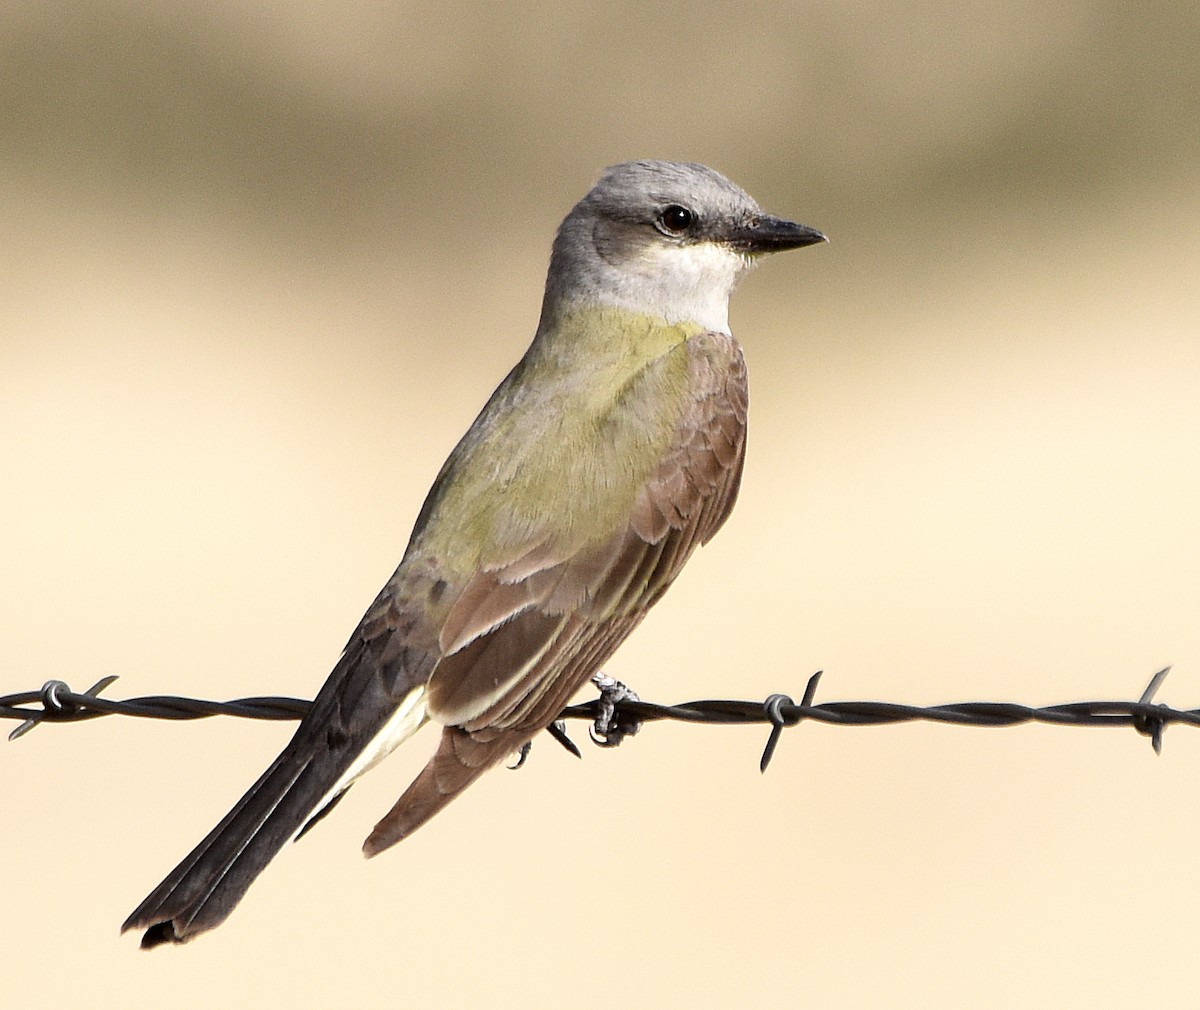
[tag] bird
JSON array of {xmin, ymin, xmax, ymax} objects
[{"xmin": 122, "ymin": 159, "xmax": 826, "ymax": 947}]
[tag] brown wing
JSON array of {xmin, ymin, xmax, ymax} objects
[{"xmin": 364, "ymin": 331, "xmax": 748, "ymax": 853}]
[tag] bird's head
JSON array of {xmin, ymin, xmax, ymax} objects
[{"xmin": 543, "ymin": 160, "xmax": 826, "ymax": 334}]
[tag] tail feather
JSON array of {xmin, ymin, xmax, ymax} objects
[
  {"xmin": 123, "ymin": 681, "xmax": 429, "ymax": 947},
  {"xmin": 123, "ymin": 745, "xmax": 336, "ymax": 946}
]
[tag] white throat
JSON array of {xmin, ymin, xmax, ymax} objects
[{"xmin": 594, "ymin": 241, "xmax": 750, "ymax": 335}]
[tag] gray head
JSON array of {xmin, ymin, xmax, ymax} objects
[{"xmin": 541, "ymin": 160, "xmax": 824, "ymax": 334}]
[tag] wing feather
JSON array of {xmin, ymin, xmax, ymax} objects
[
  {"xmin": 365, "ymin": 332, "xmax": 748, "ymax": 854},
  {"xmin": 425, "ymin": 333, "xmax": 747, "ymax": 755}
]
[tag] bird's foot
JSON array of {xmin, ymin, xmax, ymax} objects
[{"xmin": 589, "ymin": 672, "xmax": 641, "ymax": 747}]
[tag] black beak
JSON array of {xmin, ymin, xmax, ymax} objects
[{"xmin": 727, "ymin": 215, "xmax": 827, "ymax": 254}]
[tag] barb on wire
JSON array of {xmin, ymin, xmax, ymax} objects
[
  {"xmin": 2, "ymin": 678, "xmax": 310, "ymax": 742},
  {"xmin": 3, "ymin": 667, "xmax": 1194, "ymax": 765}
]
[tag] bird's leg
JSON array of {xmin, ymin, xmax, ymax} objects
[
  {"xmin": 588, "ymin": 672, "xmax": 641, "ymax": 747},
  {"xmin": 508, "ymin": 671, "xmax": 645, "ymax": 768}
]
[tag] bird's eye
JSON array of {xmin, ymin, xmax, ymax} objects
[{"xmin": 657, "ymin": 204, "xmax": 695, "ymax": 236}]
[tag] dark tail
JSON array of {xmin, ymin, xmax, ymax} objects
[
  {"xmin": 121, "ymin": 734, "xmax": 354, "ymax": 947},
  {"xmin": 123, "ymin": 621, "xmax": 433, "ymax": 948}
]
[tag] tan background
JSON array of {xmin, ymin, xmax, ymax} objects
[{"xmin": 3, "ymin": 2, "xmax": 1199, "ymax": 1007}]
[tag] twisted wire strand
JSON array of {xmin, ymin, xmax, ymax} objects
[{"xmin": 2, "ymin": 668, "xmax": 1188, "ymax": 765}]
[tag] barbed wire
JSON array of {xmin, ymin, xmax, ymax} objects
[{"xmin": 2, "ymin": 667, "xmax": 1191, "ymax": 770}]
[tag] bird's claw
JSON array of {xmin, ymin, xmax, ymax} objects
[
  {"xmin": 508, "ymin": 741, "xmax": 533, "ymax": 770},
  {"xmin": 589, "ymin": 672, "xmax": 641, "ymax": 747}
]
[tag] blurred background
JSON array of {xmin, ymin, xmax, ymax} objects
[{"xmin": 3, "ymin": 1, "xmax": 1199, "ymax": 1006}]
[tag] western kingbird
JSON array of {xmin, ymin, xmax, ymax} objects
[{"xmin": 123, "ymin": 160, "xmax": 825, "ymax": 947}]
